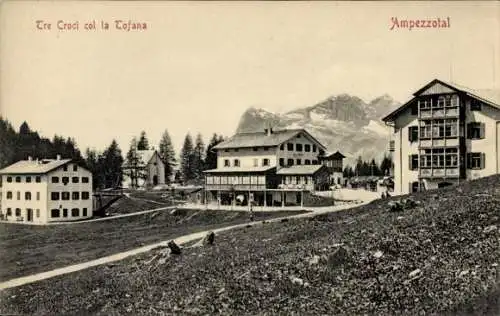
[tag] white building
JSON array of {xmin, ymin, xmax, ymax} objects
[
  {"xmin": 0, "ymin": 156, "xmax": 93, "ymax": 224},
  {"xmin": 382, "ymin": 79, "xmax": 500, "ymax": 195},
  {"xmin": 204, "ymin": 128, "xmax": 342, "ymax": 207},
  {"xmin": 122, "ymin": 150, "xmax": 165, "ymax": 188}
]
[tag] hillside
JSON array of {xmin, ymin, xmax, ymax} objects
[
  {"xmin": 236, "ymin": 94, "xmax": 400, "ymax": 165},
  {"xmin": 1, "ymin": 176, "xmax": 498, "ymax": 315}
]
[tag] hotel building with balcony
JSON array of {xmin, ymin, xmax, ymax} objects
[
  {"xmin": 203, "ymin": 128, "xmax": 344, "ymax": 207},
  {"xmin": 382, "ymin": 79, "xmax": 500, "ymax": 195}
]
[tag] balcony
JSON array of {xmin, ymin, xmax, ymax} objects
[
  {"xmin": 419, "ymin": 167, "xmax": 459, "ymax": 178},
  {"xmin": 205, "ymin": 184, "xmax": 267, "ymax": 191},
  {"xmin": 419, "ymin": 138, "xmax": 459, "ymax": 148},
  {"xmin": 419, "ymin": 107, "xmax": 459, "ymax": 119}
]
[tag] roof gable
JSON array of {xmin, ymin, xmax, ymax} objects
[
  {"xmin": 0, "ymin": 159, "xmax": 73, "ymax": 175},
  {"xmin": 415, "ymin": 80, "xmax": 458, "ymax": 96},
  {"xmin": 382, "ymin": 79, "xmax": 500, "ymax": 122},
  {"xmin": 214, "ymin": 129, "xmax": 326, "ymax": 150}
]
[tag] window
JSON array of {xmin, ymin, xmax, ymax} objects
[
  {"xmin": 72, "ymin": 192, "xmax": 80, "ymax": 200},
  {"xmin": 51, "ymin": 192, "xmax": 60, "ymax": 200},
  {"xmin": 312, "ymin": 145, "xmax": 317, "ymax": 152},
  {"xmin": 467, "ymin": 153, "xmax": 485, "ymax": 170},
  {"xmin": 15, "ymin": 208, "xmax": 21, "ymax": 217},
  {"xmin": 83, "ymin": 208, "xmax": 88, "ymax": 216},
  {"xmin": 71, "ymin": 208, "xmax": 79, "ymax": 217},
  {"xmin": 72, "ymin": 177, "xmax": 79, "ymax": 183},
  {"xmin": 262, "ymin": 159, "xmax": 270, "ymax": 166},
  {"xmin": 6, "ymin": 176, "xmax": 12, "ymax": 183},
  {"xmin": 296, "ymin": 176, "xmax": 300, "ymax": 184},
  {"xmin": 7, "ymin": 208, "xmax": 12, "ymax": 216},
  {"xmin": 411, "ymin": 104, "xmax": 418, "ymax": 115},
  {"xmin": 82, "ymin": 177, "xmax": 89, "ymax": 183},
  {"xmin": 36, "ymin": 209, "xmax": 40, "ymax": 218},
  {"xmin": 419, "ymin": 98, "xmax": 431, "ymax": 109},
  {"xmin": 296, "ymin": 159, "xmax": 301, "ymax": 165},
  {"xmin": 296, "ymin": 144, "xmax": 303, "ymax": 152},
  {"xmin": 408, "ymin": 126, "xmax": 419, "ymax": 142},
  {"xmin": 234, "ymin": 149, "xmax": 239, "ymax": 152},
  {"xmin": 263, "ymin": 147, "xmax": 269, "ymax": 151},
  {"xmin": 279, "ymin": 144, "xmax": 284, "ymax": 150},
  {"xmin": 467, "ymin": 122, "xmax": 485, "ymax": 139},
  {"xmin": 279, "ymin": 158, "xmax": 284, "ymax": 166},
  {"xmin": 253, "ymin": 159, "xmax": 258, "ymax": 167},
  {"xmin": 16, "ymin": 191, "xmax": 20, "ymax": 200},
  {"xmin": 253, "ymin": 147, "xmax": 259, "ymax": 151},
  {"xmin": 224, "ymin": 149, "xmax": 229, "ymax": 152},
  {"xmin": 25, "ymin": 192, "xmax": 31, "ymax": 200},
  {"xmin": 82, "ymin": 192, "xmax": 90, "ymax": 200},
  {"xmin": 471, "ymin": 99, "xmax": 482, "ymax": 111},
  {"xmin": 6, "ymin": 191, "xmax": 12, "ymax": 199},
  {"xmin": 35, "ymin": 176, "xmax": 41, "ymax": 183},
  {"xmin": 63, "ymin": 209, "xmax": 68, "ymax": 217},
  {"xmin": 73, "ymin": 165, "xmax": 78, "ymax": 172},
  {"xmin": 287, "ymin": 159, "xmax": 294, "ymax": 166},
  {"xmin": 51, "ymin": 209, "xmax": 60, "ymax": 218},
  {"xmin": 409, "ymin": 155, "xmax": 419, "ymax": 170},
  {"xmin": 63, "ymin": 165, "xmax": 68, "ymax": 171},
  {"xmin": 26, "ymin": 176, "xmax": 32, "ymax": 183},
  {"xmin": 410, "ymin": 181, "xmax": 420, "ymax": 193},
  {"xmin": 224, "ymin": 159, "xmax": 230, "ymax": 167},
  {"xmin": 51, "ymin": 177, "xmax": 59, "ymax": 183},
  {"xmin": 305, "ymin": 159, "xmax": 311, "ymax": 165},
  {"xmin": 437, "ymin": 96, "xmax": 446, "ymax": 107},
  {"xmin": 287, "ymin": 143, "xmax": 294, "ymax": 151},
  {"xmin": 304, "ymin": 144, "xmax": 311, "ymax": 152},
  {"xmin": 312, "ymin": 160, "xmax": 318, "ymax": 164},
  {"xmin": 233, "ymin": 159, "xmax": 240, "ymax": 167},
  {"xmin": 15, "ymin": 176, "xmax": 21, "ymax": 183},
  {"xmin": 62, "ymin": 177, "xmax": 69, "ymax": 185},
  {"xmin": 36, "ymin": 192, "xmax": 40, "ymax": 200},
  {"xmin": 62, "ymin": 192, "xmax": 70, "ymax": 200}
]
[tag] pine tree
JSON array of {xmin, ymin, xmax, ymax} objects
[
  {"xmin": 125, "ymin": 137, "xmax": 140, "ymax": 188},
  {"xmin": 192, "ymin": 133, "xmax": 205, "ymax": 179},
  {"xmin": 180, "ymin": 133, "xmax": 194, "ymax": 183},
  {"xmin": 159, "ymin": 129, "xmax": 176, "ymax": 183},
  {"xmin": 137, "ymin": 131, "xmax": 149, "ymax": 150},
  {"xmin": 101, "ymin": 140, "xmax": 123, "ymax": 188},
  {"xmin": 205, "ymin": 133, "xmax": 225, "ymax": 170}
]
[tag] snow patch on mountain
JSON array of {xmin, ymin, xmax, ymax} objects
[{"xmin": 363, "ymin": 120, "xmax": 391, "ymax": 136}]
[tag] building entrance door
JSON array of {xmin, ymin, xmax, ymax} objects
[{"xmin": 27, "ymin": 208, "xmax": 33, "ymax": 222}]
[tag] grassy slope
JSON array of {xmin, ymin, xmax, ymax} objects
[
  {"xmin": 0, "ymin": 202, "xmax": 307, "ymax": 283},
  {"xmin": 0, "ymin": 176, "xmax": 499, "ymax": 315}
]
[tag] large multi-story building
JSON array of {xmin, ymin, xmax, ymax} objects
[
  {"xmin": 382, "ymin": 79, "xmax": 500, "ymax": 195},
  {"xmin": 0, "ymin": 156, "xmax": 93, "ymax": 224},
  {"xmin": 203, "ymin": 128, "xmax": 344, "ymax": 207}
]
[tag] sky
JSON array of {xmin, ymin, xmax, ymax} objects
[{"xmin": 1, "ymin": 1, "xmax": 499, "ymax": 156}]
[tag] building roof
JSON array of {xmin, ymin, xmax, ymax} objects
[
  {"xmin": 0, "ymin": 158, "xmax": 73, "ymax": 175},
  {"xmin": 213, "ymin": 128, "xmax": 327, "ymax": 150},
  {"xmin": 203, "ymin": 166, "xmax": 276, "ymax": 174},
  {"xmin": 321, "ymin": 151, "xmax": 346, "ymax": 159},
  {"xmin": 276, "ymin": 164, "xmax": 325, "ymax": 175},
  {"xmin": 382, "ymin": 79, "xmax": 500, "ymax": 122}
]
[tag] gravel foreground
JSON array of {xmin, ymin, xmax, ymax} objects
[{"xmin": 1, "ymin": 176, "xmax": 499, "ymax": 315}]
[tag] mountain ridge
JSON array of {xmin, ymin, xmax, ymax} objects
[{"xmin": 235, "ymin": 94, "xmax": 401, "ymax": 167}]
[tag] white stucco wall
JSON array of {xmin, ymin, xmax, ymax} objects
[
  {"xmin": 217, "ymin": 147, "xmax": 278, "ymax": 169},
  {"xmin": 392, "ymin": 107, "xmax": 419, "ymax": 195},
  {"xmin": 1, "ymin": 162, "xmax": 93, "ymax": 224}
]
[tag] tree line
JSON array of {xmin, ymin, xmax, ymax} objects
[{"xmin": 343, "ymin": 155, "xmax": 393, "ymax": 178}]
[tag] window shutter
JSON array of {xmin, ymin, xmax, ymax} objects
[
  {"xmin": 480, "ymin": 123, "xmax": 485, "ymax": 139},
  {"xmin": 466, "ymin": 123, "xmax": 471, "ymax": 139},
  {"xmin": 408, "ymin": 155, "xmax": 412, "ymax": 170},
  {"xmin": 466, "ymin": 153, "xmax": 471, "ymax": 169},
  {"xmin": 481, "ymin": 153, "xmax": 485, "ymax": 169}
]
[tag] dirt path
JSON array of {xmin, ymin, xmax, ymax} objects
[{"xmin": 0, "ymin": 200, "xmax": 372, "ymax": 291}]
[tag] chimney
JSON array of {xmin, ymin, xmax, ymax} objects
[{"xmin": 56, "ymin": 154, "xmax": 61, "ymax": 160}]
